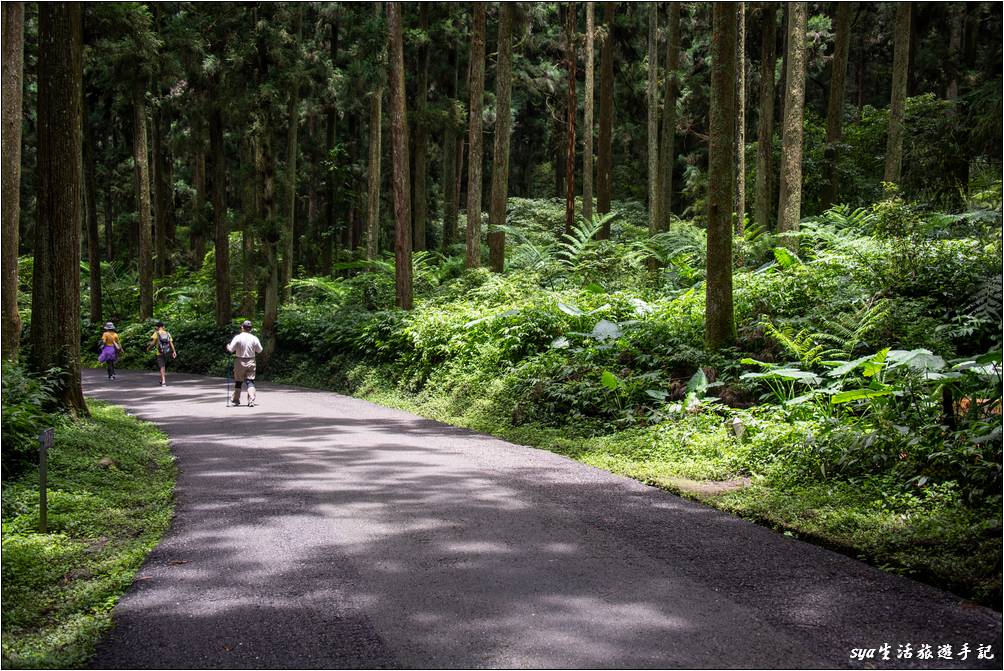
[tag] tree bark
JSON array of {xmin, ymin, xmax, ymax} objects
[
  {"xmin": 152, "ymin": 107, "xmax": 170, "ymax": 277},
  {"xmin": 2, "ymin": 1, "xmax": 24, "ymax": 360},
  {"xmin": 596, "ymin": 2, "xmax": 615, "ymax": 234},
  {"xmin": 282, "ymin": 7, "xmax": 302, "ymax": 299},
  {"xmin": 646, "ymin": 2, "xmax": 660, "ymax": 236},
  {"xmin": 83, "ymin": 98, "xmax": 102, "ymax": 323},
  {"xmin": 260, "ymin": 130, "xmax": 279, "ymax": 360},
  {"xmin": 582, "ymin": 2, "xmax": 595, "ymax": 223},
  {"xmin": 776, "ymin": 1, "xmax": 806, "ymax": 249},
  {"xmin": 734, "ymin": 2, "xmax": 746, "ymax": 233},
  {"xmin": 413, "ymin": 3, "xmax": 430, "ymax": 252},
  {"xmin": 488, "ymin": 3, "xmax": 514, "ymax": 273},
  {"xmin": 821, "ymin": 1, "xmax": 852, "ymax": 209},
  {"xmin": 441, "ymin": 44, "xmax": 460, "ymax": 251},
  {"xmin": 366, "ymin": 5, "xmax": 383, "ymax": 261},
  {"xmin": 192, "ymin": 146, "xmax": 207, "ymax": 267},
  {"xmin": 659, "ymin": 2, "xmax": 681, "ymax": 230},
  {"xmin": 210, "ymin": 100, "xmax": 230, "ymax": 327},
  {"xmin": 884, "ymin": 2, "xmax": 911, "ymax": 183},
  {"xmin": 240, "ymin": 136, "xmax": 257, "ymax": 317},
  {"xmin": 132, "ymin": 79, "xmax": 154, "ymax": 320},
  {"xmin": 564, "ymin": 3, "xmax": 577, "ymax": 235},
  {"xmin": 323, "ymin": 20, "xmax": 338, "ymax": 271},
  {"xmin": 754, "ymin": 2, "xmax": 777, "ymax": 233},
  {"xmin": 32, "ymin": 2, "xmax": 87, "ymax": 414},
  {"xmin": 465, "ymin": 2, "xmax": 486, "ymax": 268},
  {"xmin": 705, "ymin": 1, "xmax": 737, "ymax": 352},
  {"xmin": 946, "ymin": 4, "xmax": 963, "ymax": 101},
  {"xmin": 387, "ymin": 1, "xmax": 413, "ymax": 309}
]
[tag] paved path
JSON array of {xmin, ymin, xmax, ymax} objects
[{"xmin": 84, "ymin": 369, "xmax": 1001, "ymax": 669}]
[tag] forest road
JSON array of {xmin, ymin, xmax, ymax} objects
[{"xmin": 83, "ymin": 368, "xmax": 1001, "ymax": 670}]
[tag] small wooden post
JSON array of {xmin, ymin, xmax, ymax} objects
[{"xmin": 39, "ymin": 427, "xmax": 53, "ymax": 532}]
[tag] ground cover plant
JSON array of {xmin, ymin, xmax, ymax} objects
[
  {"xmin": 1, "ymin": 364, "xmax": 176, "ymax": 669},
  {"xmin": 69, "ymin": 189, "xmax": 1004, "ymax": 607}
]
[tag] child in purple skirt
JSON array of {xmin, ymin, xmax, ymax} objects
[{"xmin": 98, "ymin": 322, "xmax": 124, "ymax": 379}]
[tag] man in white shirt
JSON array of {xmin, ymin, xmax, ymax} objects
[{"xmin": 227, "ymin": 320, "xmax": 264, "ymax": 407}]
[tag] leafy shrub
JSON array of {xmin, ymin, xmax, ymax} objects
[{"xmin": 1, "ymin": 362, "xmax": 60, "ymax": 479}]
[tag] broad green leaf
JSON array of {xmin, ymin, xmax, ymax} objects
[
  {"xmin": 886, "ymin": 348, "xmax": 945, "ymax": 372},
  {"xmin": 600, "ymin": 370, "xmax": 619, "ymax": 390},
  {"xmin": 686, "ymin": 369, "xmax": 708, "ymax": 394},
  {"xmin": 591, "ymin": 319, "xmax": 622, "ymax": 341},
  {"xmin": 629, "ymin": 297, "xmax": 653, "ymax": 316},
  {"xmin": 826, "ymin": 355, "xmax": 872, "ymax": 377},
  {"xmin": 582, "ymin": 283, "xmax": 606, "ymax": 294},
  {"xmin": 831, "ymin": 388, "xmax": 894, "ymax": 404},
  {"xmin": 550, "ymin": 336, "xmax": 570, "ymax": 349},
  {"xmin": 557, "ymin": 302, "xmax": 584, "ymax": 316},
  {"xmin": 773, "ymin": 246, "xmax": 802, "ymax": 269},
  {"xmin": 645, "ymin": 389, "xmax": 668, "ymax": 400}
]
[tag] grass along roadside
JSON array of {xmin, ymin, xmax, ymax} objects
[
  {"xmin": 322, "ymin": 362, "xmax": 1002, "ymax": 609},
  {"xmin": 1, "ymin": 401, "xmax": 176, "ymax": 669}
]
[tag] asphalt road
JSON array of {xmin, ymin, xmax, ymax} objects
[{"xmin": 83, "ymin": 368, "xmax": 1002, "ymax": 669}]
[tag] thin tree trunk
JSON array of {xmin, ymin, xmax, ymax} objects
[
  {"xmin": 192, "ymin": 147, "xmax": 206, "ymax": 267},
  {"xmin": 754, "ymin": 2, "xmax": 777, "ymax": 232},
  {"xmin": 413, "ymin": 3, "xmax": 430, "ymax": 252},
  {"xmin": 821, "ymin": 1, "xmax": 852, "ymax": 209},
  {"xmin": 305, "ymin": 112, "xmax": 319, "ymax": 273},
  {"xmin": 465, "ymin": 2, "xmax": 486, "ymax": 268},
  {"xmin": 387, "ymin": 1, "xmax": 413, "ymax": 309},
  {"xmin": 240, "ymin": 136, "xmax": 257, "ymax": 316},
  {"xmin": 32, "ymin": 3, "xmax": 87, "ymax": 414},
  {"xmin": 596, "ymin": 1, "xmax": 615, "ymax": 234},
  {"xmin": 2, "ymin": 1, "xmax": 24, "ymax": 360},
  {"xmin": 582, "ymin": 3, "xmax": 595, "ymax": 223},
  {"xmin": 734, "ymin": 2, "xmax": 746, "ymax": 233},
  {"xmin": 488, "ymin": 3, "xmax": 514, "ymax": 273},
  {"xmin": 210, "ymin": 100, "xmax": 230, "ymax": 327},
  {"xmin": 947, "ymin": 4, "xmax": 963, "ymax": 100},
  {"xmin": 659, "ymin": 2, "xmax": 681, "ymax": 230},
  {"xmin": 441, "ymin": 44, "xmax": 460, "ymax": 251},
  {"xmin": 884, "ymin": 2, "xmax": 911, "ymax": 183},
  {"xmin": 133, "ymin": 79, "xmax": 154, "ymax": 320},
  {"xmin": 776, "ymin": 2, "xmax": 806, "ymax": 249},
  {"xmin": 646, "ymin": 2, "xmax": 660, "ymax": 236},
  {"xmin": 260, "ymin": 130, "xmax": 279, "ymax": 360},
  {"xmin": 705, "ymin": 1, "xmax": 737, "ymax": 352},
  {"xmin": 152, "ymin": 108, "xmax": 171, "ymax": 277},
  {"xmin": 104, "ymin": 189, "xmax": 113, "ymax": 262},
  {"xmin": 324, "ymin": 20, "xmax": 338, "ymax": 271},
  {"xmin": 366, "ymin": 5, "xmax": 383, "ymax": 261},
  {"xmin": 282, "ymin": 7, "xmax": 302, "ymax": 300},
  {"xmin": 83, "ymin": 98, "xmax": 102, "ymax": 323},
  {"xmin": 564, "ymin": 2, "xmax": 577, "ymax": 235}
]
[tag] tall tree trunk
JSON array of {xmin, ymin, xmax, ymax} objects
[
  {"xmin": 323, "ymin": 20, "xmax": 338, "ymax": 272},
  {"xmin": 104, "ymin": 189, "xmax": 114, "ymax": 263},
  {"xmin": 132, "ymin": 79, "xmax": 154, "ymax": 320},
  {"xmin": 734, "ymin": 2, "xmax": 746, "ymax": 233},
  {"xmin": 776, "ymin": 1, "xmax": 806, "ymax": 249},
  {"xmin": 465, "ymin": 2, "xmax": 486, "ymax": 268},
  {"xmin": 820, "ymin": 1, "xmax": 852, "ymax": 209},
  {"xmin": 2, "ymin": 1, "xmax": 24, "ymax": 360},
  {"xmin": 83, "ymin": 98, "xmax": 102, "ymax": 323},
  {"xmin": 441, "ymin": 45, "xmax": 460, "ymax": 251},
  {"xmin": 366, "ymin": 5, "xmax": 383, "ymax": 261},
  {"xmin": 192, "ymin": 147, "xmax": 206, "ymax": 267},
  {"xmin": 884, "ymin": 2, "xmax": 911, "ymax": 183},
  {"xmin": 754, "ymin": 2, "xmax": 777, "ymax": 233},
  {"xmin": 488, "ymin": 3, "xmax": 514, "ymax": 273},
  {"xmin": 564, "ymin": 3, "xmax": 577, "ymax": 235},
  {"xmin": 646, "ymin": 2, "xmax": 660, "ymax": 236},
  {"xmin": 32, "ymin": 3, "xmax": 87, "ymax": 414},
  {"xmin": 260, "ymin": 130, "xmax": 279, "ymax": 360},
  {"xmin": 659, "ymin": 2, "xmax": 681, "ymax": 229},
  {"xmin": 210, "ymin": 100, "xmax": 230, "ymax": 327},
  {"xmin": 152, "ymin": 108, "xmax": 171, "ymax": 277},
  {"xmin": 305, "ymin": 112, "xmax": 319, "ymax": 273},
  {"xmin": 946, "ymin": 4, "xmax": 963, "ymax": 101},
  {"xmin": 705, "ymin": 1, "xmax": 737, "ymax": 352},
  {"xmin": 387, "ymin": 1, "xmax": 413, "ymax": 309},
  {"xmin": 582, "ymin": 3, "xmax": 595, "ymax": 223},
  {"xmin": 282, "ymin": 7, "xmax": 302, "ymax": 300},
  {"xmin": 413, "ymin": 3, "xmax": 430, "ymax": 252},
  {"xmin": 596, "ymin": 2, "xmax": 615, "ymax": 234},
  {"xmin": 241, "ymin": 136, "xmax": 257, "ymax": 316}
]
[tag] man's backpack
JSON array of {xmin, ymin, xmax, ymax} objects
[{"xmin": 157, "ymin": 331, "xmax": 172, "ymax": 354}]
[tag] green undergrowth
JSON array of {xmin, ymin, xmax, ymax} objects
[{"xmin": 1, "ymin": 401, "xmax": 176, "ymax": 669}]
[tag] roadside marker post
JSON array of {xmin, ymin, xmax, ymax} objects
[{"xmin": 39, "ymin": 427, "xmax": 53, "ymax": 533}]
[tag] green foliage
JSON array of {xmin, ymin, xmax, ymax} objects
[
  {"xmin": 1, "ymin": 363, "xmax": 61, "ymax": 479},
  {"xmin": 1, "ymin": 402, "xmax": 175, "ymax": 668}
]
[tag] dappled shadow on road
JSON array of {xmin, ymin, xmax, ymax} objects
[{"xmin": 84, "ymin": 369, "xmax": 1003, "ymax": 670}]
